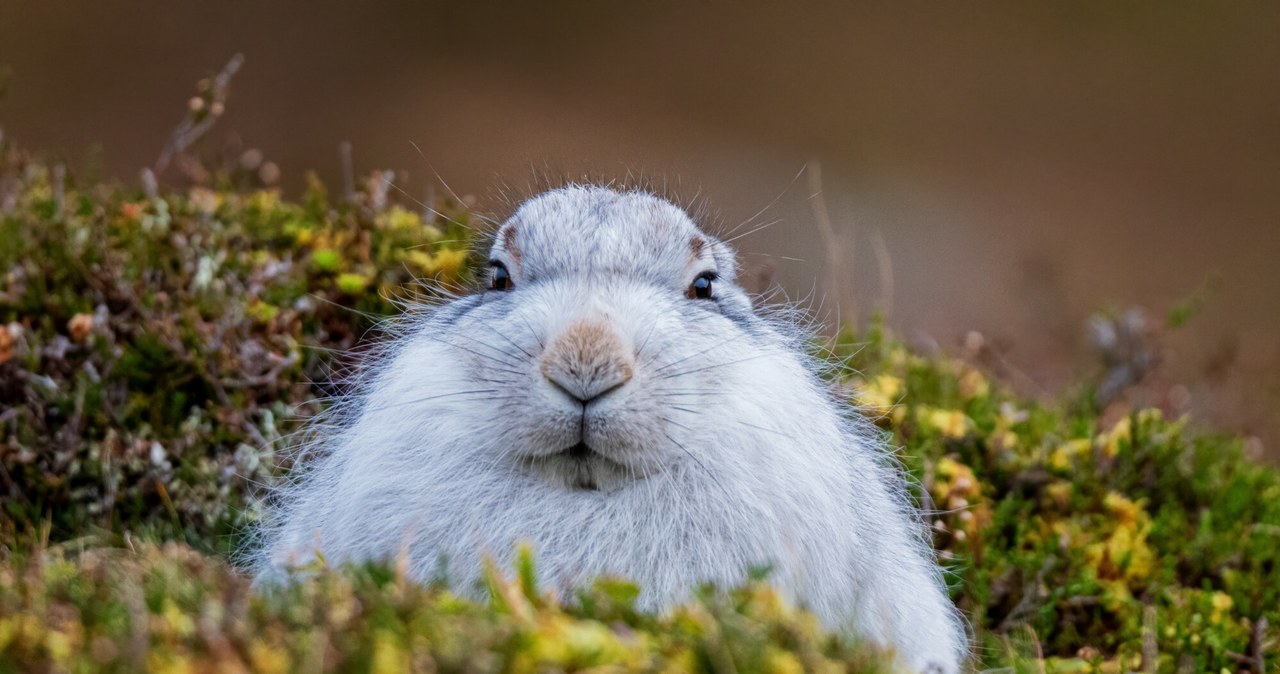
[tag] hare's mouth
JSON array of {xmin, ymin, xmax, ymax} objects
[
  {"xmin": 524, "ymin": 441, "xmax": 635, "ymax": 492},
  {"xmin": 563, "ymin": 442, "xmax": 595, "ymax": 461},
  {"xmin": 560, "ymin": 442, "xmax": 608, "ymax": 491}
]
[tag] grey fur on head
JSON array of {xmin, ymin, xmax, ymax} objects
[{"xmin": 252, "ymin": 185, "xmax": 967, "ymax": 672}]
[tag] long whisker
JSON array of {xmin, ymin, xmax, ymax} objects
[
  {"xmin": 490, "ymin": 326, "xmax": 535, "ymax": 360},
  {"xmin": 721, "ymin": 217, "xmax": 784, "ymax": 245},
  {"xmin": 518, "ymin": 312, "xmax": 546, "ymax": 352},
  {"xmin": 420, "ymin": 333, "xmax": 524, "ymax": 373},
  {"xmin": 651, "ymin": 333, "xmax": 747, "ymax": 375},
  {"xmin": 407, "ymin": 140, "xmax": 501, "ymax": 228},
  {"xmin": 360, "ymin": 389, "xmax": 501, "ymax": 413},
  {"xmin": 659, "ymin": 415, "xmax": 694, "ymax": 432},
  {"xmin": 719, "ymin": 162, "xmax": 807, "ymax": 239},
  {"xmin": 658, "ymin": 352, "xmax": 774, "ymax": 380}
]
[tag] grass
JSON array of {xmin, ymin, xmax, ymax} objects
[{"xmin": 0, "ymin": 128, "xmax": 1276, "ymax": 672}]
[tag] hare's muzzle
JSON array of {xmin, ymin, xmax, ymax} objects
[{"xmin": 540, "ymin": 320, "xmax": 634, "ymax": 405}]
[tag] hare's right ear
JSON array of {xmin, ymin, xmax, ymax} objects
[{"xmin": 702, "ymin": 235, "xmax": 739, "ymax": 284}]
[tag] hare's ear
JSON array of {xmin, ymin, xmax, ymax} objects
[
  {"xmin": 703, "ymin": 235, "xmax": 739, "ymax": 284},
  {"xmin": 489, "ymin": 222, "xmax": 524, "ymax": 280}
]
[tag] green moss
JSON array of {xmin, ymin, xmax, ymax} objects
[{"xmin": 0, "ymin": 136, "xmax": 1275, "ymax": 671}]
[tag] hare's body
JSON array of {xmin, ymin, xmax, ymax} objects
[{"xmin": 255, "ymin": 186, "xmax": 966, "ymax": 672}]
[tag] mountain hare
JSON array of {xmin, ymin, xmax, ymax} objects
[{"xmin": 255, "ymin": 185, "xmax": 966, "ymax": 672}]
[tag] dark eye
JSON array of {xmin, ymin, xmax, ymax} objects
[
  {"xmin": 687, "ymin": 272, "xmax": 715, "ymax": 300},
  {"xmin": 489, "ymin": 261, "xmax": 514, "ymax": 291}
]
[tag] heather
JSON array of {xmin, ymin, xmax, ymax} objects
[{"xmin": 1, "ymin": 133, "xmax": 1275, "ymax": 672}]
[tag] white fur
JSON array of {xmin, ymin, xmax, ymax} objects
[{"xmin": 253, "ymin": 186, "xmax": 967, "ymax": 672}]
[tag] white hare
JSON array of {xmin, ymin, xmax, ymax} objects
[{"xmin": 254, "ymin": 185, "xmax": 966, "ymax": 673}]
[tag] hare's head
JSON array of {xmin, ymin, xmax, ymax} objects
[{"xmin": 414, "ymin": 185, "xmax": 819, "ymax": 491}]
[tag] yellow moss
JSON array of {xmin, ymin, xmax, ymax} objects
[
  {"xmin": 161, "ymin": 598, "xmax": 196, "ymax": 637},
  {"xmin": 376, "ymin": 205, "xmax": 443, "ymax": 240},
  {"xmin": 246, "ymin": 299, "xmax": 279, "ymax": 324},
  {"xmin": 533, "ymin": 614, "xmax": 634, "ymax": 667},
  {"xmin": 957, "ymin": 368, "xmax": 989, "ymax": 399},
  {"xmin": 1084, "ymin": 502, "xmax": 1153, "ymax": 583},
  {"xmin": 0, "ymin": 617, "xmax": 14, "ymax": 650},
  {"xmin": 405, "ymin": 248, "xmax": 470, "ymax": 279},
  {"xmin": 920, "ymin": 407, "xmax": 972, "ymax": 439},
  {"xmin": 857, "ymin": 374, "xmax": 903, "ymax": 414},
  {"xmin": 1097, "ymin": 417, "xmax": 1131, "ymax": 458},
  {"xmin": 246, "ymin": 189, "xmax": 282, "ymax": 212},
  {"xmin": 147, "ymin": 652, "xmax": 196, "ymax": 674},
  {"xmin": 1050, "ymin": 438, "xmax": 1093, "ymax": 471},
  {"xmin": 371, "ymin": 630, "xmax": 410, "ymax": 674},
  {"xmin": 658, "ymin": 649, "xmax": 699, "ymax": 674},
  {"xmin": 1209, "ymin": 591, "xmax": 1233, "ymax": 625},
  {"xmin": 1045, "ymin": 481, "xmax": 1074, "ymax": 509},
  {"xmin": 44, "ymin": 628, "xmax": 73, "ymax": 664},
  {"xmin": 249, "ymin": 641, "xmax": 291, "ymax": 674},
  {"xmin": 765, "ymin": 647, "xmax": 804, "ymax": 674},
  {"xmin": 1102, "ymin": 492, "xmax": 1142, "ymax": 527},
  {"xmin": 430, "ymin": 248, "xmax": 470, "ymax": 278},
  {"xmin": 376, "ymin": 205, "xmax": 421, "ymax": 230},
  {"xmin": 291, "ymin": 223, "xmax": 314, "ymax": 245},
  {"xmin": 1136, "ymin": 408, "xmax": 1164, "ymax": 424},
  {"xmin": 741, "ymin": 583, "xmax": 795, "ymax": 622},
  {"xmin": 336, "ymin": 272, "xmax": 371, "ymax": 294}
]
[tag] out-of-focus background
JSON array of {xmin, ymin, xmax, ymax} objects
[{"xmin": 1, "ymin": 2, "xmax": 1276, "ymax": 455}]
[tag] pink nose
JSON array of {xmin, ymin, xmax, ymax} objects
[{"xmin": 540, "ymin": 320, "xmax": 634, "ymax": 403}]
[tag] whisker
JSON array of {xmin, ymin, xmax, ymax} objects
[
  {"xmin": 661, "ymin": 431, "xmax": 734, "ymax": 506},
  {"xmin": 658, "ymin": 352, "xmax": 774, "ymax": 380},
  {"xmin": 490, "ymin": 327, "xmax": 535, "ymax": 360},
  {"xmin": 518, "ymin": 312, "xmax": 546, "ymax": 352},
  {"xmin": 407, "ymin": 140, "xmax": 501, "ymax": 229},
  {"xmin": 659, "ymin": 415, "xmax": 695, "ymax": 434},
  {"xmin": 718, "ymin": 162, "xmax": 807, "ymax": 238},
  {"xmin": 652, "ymin": 333, "xmax": 747, "ymax": 375},
  {"xmin": 360, "ymin": 389, "xmax": 501, "ymax": 413},
  {"xmin": 421, "ymin": 333, "xmax": 524, "ymax": 372},
  {"xmin": 721, "ymin": 217, "xmax": 784, "ymax": 245}
]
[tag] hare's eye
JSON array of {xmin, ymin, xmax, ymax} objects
[
  {"xmin": 687, "ymin": 272, "xmax": 715, "ymax": 300},
  {"xmin": 489, "ymin": 261, "xmax": 514, "ymax": 291}
]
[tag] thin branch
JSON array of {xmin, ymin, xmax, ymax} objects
[{"xmin": 156, "ymin": 53, "xmax": 245, "ymax": 174}]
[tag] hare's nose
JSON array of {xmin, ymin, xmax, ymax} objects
[{"xmin": 540, "ymin": 320, "xmax": 634, "ymax": 404}]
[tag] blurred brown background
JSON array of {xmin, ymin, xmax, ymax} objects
[{"xmin": 1, "ymin": 2, "xmax": 1276, "ymax": 455}]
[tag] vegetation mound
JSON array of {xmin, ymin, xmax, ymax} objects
[{"xmin": 1, "ymin": 135, "xmax": 1275, "ymax": 672}]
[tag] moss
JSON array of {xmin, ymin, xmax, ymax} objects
[
  {"xmin": 0, "ymin": 139, "xmax": 472, "ymax": 551},
  {"xmin": 845, "ymin": 325, "xmax": 1278, "ymax": 670},
  {"xmin": 0, "ymin": 135, "xmax": 1276, "ymax": 671}
]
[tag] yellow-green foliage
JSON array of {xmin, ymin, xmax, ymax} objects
[
  {"xmin": 0, "ymin": 543, "xmax": 894, "ymax": 673},
  {"xmin": 1, "ymin": 136, "xmax": 1276, "ymax": 672},
  {"xmin": 844, "ymin": 328, "xmax": 1278, "ymax": 671},
  {"xmin": 0, "ymin": 144, "xmax": 474, "ymax": 551}
]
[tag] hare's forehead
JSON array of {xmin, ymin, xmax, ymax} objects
[{"xmin": 491, "ymin": 188, "xmax": 712, "ymax": 280}]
